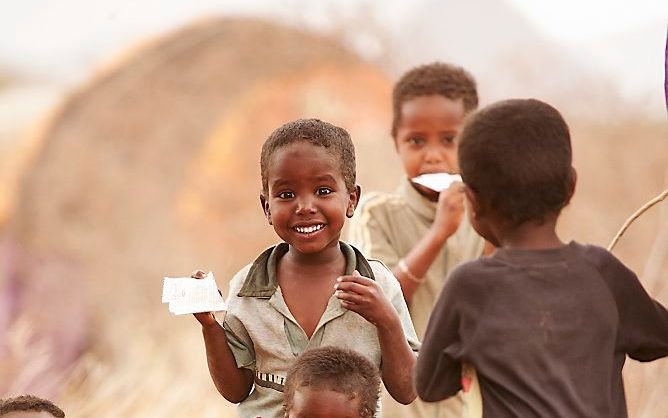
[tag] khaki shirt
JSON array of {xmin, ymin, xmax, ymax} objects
[
  {"xmin": 222, "ymin": 241, "xmax": 420, "ymax": 418},
  {"xmin": 347, "ymin": 178, "xmax": 484, "ymax": 418}
]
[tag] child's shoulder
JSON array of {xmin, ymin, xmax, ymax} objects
[
  {"xmin": 446, "ymin": 257, "xmax": 493, "ymax": 287},
  {"xmin": 227, "ymin": 244, "xmax": 283, "ymax": 298},
  {"xmin": 364, "ymin": 256, "xmax": 411, "ymax": 294},
  {"xmin": 363, "ymin": 256, "xmax": 407, "ymax": 300},
  {"xmin": 561, "ymin": 241, "xmax": 626, "ymax": 274},
  {"xmin": 572, "ymin": 242, "xmax": 637, "ymax": 283},
  {"xmin": 573, "ymin": 242, "xmax": 616, "ymax": 263},
  {"xmin": 366, "ymin": 257, "xmax": 395, "ymax": 282},
  {"xmin": 228, "ymin": 263, "xmax": 254, "ymax": 296}
]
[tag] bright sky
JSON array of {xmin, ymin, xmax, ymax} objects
[
  {"xmin": 1, "ymin": 0, "xmax": 666, "ymax": 81},
  {"xmin": 506, "ymin": 0, "xmax": 667, "ymax": 42}
]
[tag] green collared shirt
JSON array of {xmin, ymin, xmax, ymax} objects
[{"xmin": 221, "ymin": 241, "xmax": 420, "ymax": 418}]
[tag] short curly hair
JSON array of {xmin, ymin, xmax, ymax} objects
[
  {"xmin": 260, "ymin": 119, "xmax": 356, "ymax": 194},
  {"xmin": 0, "ymin": 395, "xmax": 65, "ymax": 417},
  {"xmin": 458, "ymin": 98, "xmax": 574, "ymax": 226},
  {"xmin": 283, "ymin": 346, "xmax": 380, "ymax": 418},
  {"xmin": 392, "ymin": 62, "xmax": 478, "ymax": 137}
]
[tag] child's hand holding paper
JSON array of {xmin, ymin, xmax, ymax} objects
[{"xmin": 162, "ymin": 270, "xmax": 226, "ymax": 326}]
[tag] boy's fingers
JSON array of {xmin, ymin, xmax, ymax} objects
[
  {"xmin": 337, "ymin": 273, "xmax": 373, "ymax": 286},
  {"xmin": 334, "ymin": 281, "xmax": 368, "ymax": 295},
  {"xmin": 190, "ymin": 269, "xmax": 206, "ymax": 279},
  {"xmin": 335, "ymin": 290, "xmax": 364, "ymax": 304},
  {"xmin": 445, "ymin": 180, "xmax": 463, "ymax": 190},
  {"xmin": 339, "ymin": 299, "xmax": 358, "ymax": 312}
]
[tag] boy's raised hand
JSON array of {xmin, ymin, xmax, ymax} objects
[
  {"xmin": 335, "ymin": 270, "xmax": 397, "ymax": 328},
  {"xmin": 433, "ymin": 182, "xmax": 465, "ymax": 241},
  {"xmin": 190, "ymin": 269, "xmax": 218, "ymax": 327}
]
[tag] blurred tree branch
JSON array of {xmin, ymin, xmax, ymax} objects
[{"xmin": 608, "ymin": 188, "xmax": 668, "ymax": 253}]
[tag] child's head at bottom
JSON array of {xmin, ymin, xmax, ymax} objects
[
  {"xmin": 283, "ymin": 346, "xmax": 380, "ymax": 418},
  {"xmin": 260, "ymin": 119, "xmax": 361, "ymax": 254},
  {"xmin": 0, "ymin": 395, "xmax": 65, "ymax": 418},
  {"xmin": 458, "ymin": 98, "xmax": 576, "ymax": 243}
]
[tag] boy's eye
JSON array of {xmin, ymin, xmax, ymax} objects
[
  {"xmin": 441, "ymin": 135, "xmax": 456, "ymax": 145},
  {"xmin": 278, "ymin": 191, "xmax": 294, "ymax": 199},
  {"xmin": 408, "ymin": 137, "xmax": 425, "ymax": 145},
  {"xmin": 317, "ymin": 187, "xmax": 333, "ymax": 196}
]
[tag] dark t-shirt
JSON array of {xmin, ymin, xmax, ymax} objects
[{"xmin": 415, "ymin": 242, "xmax": 668, "ymax": 417}]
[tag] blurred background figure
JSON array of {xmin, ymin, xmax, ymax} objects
[{"xmin": 0, "ymin": 1, "xmax": 666, "ymax": 417}]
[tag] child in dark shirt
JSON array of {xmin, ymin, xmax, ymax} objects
[
  {"xmin": 283, "ymin": 346, "xmax": 381, "ymax": 418},
  {"xmin": 415, "ymin": 98, "xmax": 668, "ymax": 417}
]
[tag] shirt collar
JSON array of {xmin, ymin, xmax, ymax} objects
[
  {"xmin": 397, "ymin": 176, "xmax": 437, "ymax": 221},
  {"xmin": 237, "ymin": 241, "xmax": 375, "ymax": 298},
  {"xmin": 492, "ymin": 241, "xmax": 577, "ymax": 265}
]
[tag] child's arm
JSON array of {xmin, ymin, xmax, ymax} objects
[
  {"xmin": 590, "ymin": 248, "xmax": 668, "ymax": 359},
  {"xmin": 196, "ymin": 313, "xmax": 254, "ymax": 402},
  {"xmin": 191, "ymin": 271, "xmax": 254, "ymax": 403},
  {"xmin": 392, "ymin": 185, "xmax": 465, "ymax": 304},
  {"xmin": 414, "ymin": 268, "xmax": 465, "ymax": 402},
  {"xmin": 335, "ymin": 271, "xmax": 417, "ymax": 404}
]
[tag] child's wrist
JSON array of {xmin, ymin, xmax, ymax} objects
[
  {"xmin": 429, "ymin": 225, "xmax": 451, "ymax": 244},
  {"xmin": 398, "ymin": 259, "xmax": 425, "ymax": 284},
  {"xmin": 376, "ymin": 309, "xmax": 402, "ymax": 333},
  {"xmin": 199, "ymin": 312, "xmax": 224, "ymax": 329}
]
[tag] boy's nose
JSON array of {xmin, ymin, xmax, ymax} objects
[
  {"xmin": 424, "ymin": 145, "xmax": 457, "ymax": 171},
  {"xmin": 295, "ymin": 198, "xmax": 317, "ymax": 215},
  {"xmin": 424, "ymin": 146, "xmax": 446, "ymax": 164}
]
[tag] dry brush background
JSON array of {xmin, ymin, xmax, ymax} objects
[{"xmin": 0, "ymin": 14, "xmax": 666, "ymax": 418}]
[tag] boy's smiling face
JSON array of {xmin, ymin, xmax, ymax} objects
[
  {"xmin": 394, "ymin": 95, "xmax": 467, "ymax": 199},
  {"xmin": 287, "ymin": 387, "xmax": 363, "ymax": 418},
  {"xmin": 262, "ymin": 141, "xmax": 359, "ymax": 255}
]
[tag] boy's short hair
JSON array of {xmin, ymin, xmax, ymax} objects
[
  {"xmin": 392, "ymin": 62, "xmax": 478, "ymax": 137},
  {"xmin": 260, "ymin": 118, "xmax": 356, "ymax": 194},
  {"xmin": 458, "ymin": 98, "xmax": 573, "ymax": 225},
  {"xmin": 283, "ymin": 346, "xmax": 380, "ymax": 418},
  {"xmin": 0, "ymin": 395, "xmax": 65, "ymax": 417}
]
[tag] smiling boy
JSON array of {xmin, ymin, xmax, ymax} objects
[{"xmin": 192, "ymin": 119, "xmax": 419, "ymax": 418}]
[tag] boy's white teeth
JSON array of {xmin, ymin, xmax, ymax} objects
[{"xmin": 295, "ymin": 224, "xmax": 324, "ymax": 233}]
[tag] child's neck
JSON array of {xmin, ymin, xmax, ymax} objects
[
  {"xmin": 499, "ymin": 216, "xmax": 565, "ymax": 250},
  {"xmin": 278, "ymin": 242, "xmax": 346, "ymax": 339},
  {"xmin": 284, "ymin": 242, "xmax": 344, "ymax": 269}
]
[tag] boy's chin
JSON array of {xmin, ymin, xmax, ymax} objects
[{"xmin": 285, "ymin": 237, "xmax": 340, "ymax": 255}]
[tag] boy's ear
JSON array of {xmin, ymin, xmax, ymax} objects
[
  {"xmin": 346, "ymin": 185, "xmax": 362, "ymax": 218},
  {"xmin": 463, "ymin": 184, "xmax": 482, "ymax": 219},
  {"xmin": 259, "ymin": 193, "xmax": 272, "ymax": 225},
  {"xmin": 566, "ymin": 166, "xmax": 577, "ymax": 204}
]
